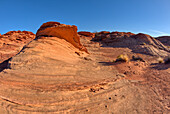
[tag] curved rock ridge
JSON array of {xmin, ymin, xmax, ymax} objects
[
  {"xmin": 0, "ymin": 30, "xmax": 35, "ymax": 63},
  {"xmin": 156, "ymin": 36, "xmax": 170, "ymax": 46},
  {"xmin": 36, "ymin": 21, "xmax": 88, "ymax": 53},
  {"xmin": 93, "ymin": 32, "xmax": 170, "ymax": 56}
]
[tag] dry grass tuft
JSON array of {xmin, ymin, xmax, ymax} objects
[
  {"xmin": 157, "ymin": 57, "xmax": 164, "ymax": 63},
  {"xmin": 115, "ymin": 54, "xmax": 129, "ymax": 62}
]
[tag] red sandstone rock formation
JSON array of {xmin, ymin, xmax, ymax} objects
[
  {"xmin": 0, "ymin": 24, "xmax": 169, "ymax": 113},
  {"xmin": 36, "ymin": 22, "xmax": 88, "ymax": 53},
  {"xmin": 78, "ymin": 31, "xmax": 95, "ymax": 37},
  {"xmin": 0, "ymin": 31, "xmax": 35, "ymax": 63}
]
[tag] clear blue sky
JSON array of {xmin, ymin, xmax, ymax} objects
[{"xmin": 0, "ymin": 0, "xmax": 170, "ymax": 37}]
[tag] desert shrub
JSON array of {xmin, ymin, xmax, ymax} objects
[
  {"xmin": 115, "ymin": 54, "xmax": 129, "ymax": 62},
  {"xmin": 142, "ymin": 43, "xmax": 146, "ymax": 45},
  {"xmin": 164, "ymin": 56, "xmax": 170, "ymax": 64},
  {"xmin": 157, "ymin": 57, "xmax": 164, "ymax": 63}
]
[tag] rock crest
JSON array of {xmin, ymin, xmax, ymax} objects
[{"xmin": 36, "ymin": 22, "xmax": 88, "ymax": 53}]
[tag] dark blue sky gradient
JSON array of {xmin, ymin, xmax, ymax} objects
[{"xmin": 0, "ymin": 0, "xmax": 170, "ymax": 37}]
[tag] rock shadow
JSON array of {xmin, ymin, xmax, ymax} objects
[
  {"xmin": 99, "ymin": 61, "xmax": 123, "ymax": 66},
  {"xmin": 151, "ymin": 63, "xmax": 170, "ymax": 70},
  {"xmin": 0, "ymin": 58, "xmax": 10, "ymax": 72}
]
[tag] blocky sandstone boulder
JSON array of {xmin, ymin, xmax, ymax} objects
[{"xmin": 36, "ymin": 22, "xmax": 88, "ymax": 53}]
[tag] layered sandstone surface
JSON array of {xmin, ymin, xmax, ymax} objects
[
  {"xmin": 0, "ymin": 31, "xmax": 35, "ymax": 63},
  {"xmin": 0, "ymin": 22, "xmax": 120, "ymax": 113},
  {"xmin": 0, "ymin": 23, "xmax": 169, "ymax": 113}
]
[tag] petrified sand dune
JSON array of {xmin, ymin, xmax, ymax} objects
[
  {"xmin": 0, "ymin": 22, "xmax": 119, "ymax": 113},
  {"xmin": 0, "ymin": 23, "xmax": 169, "ymax": 113}
]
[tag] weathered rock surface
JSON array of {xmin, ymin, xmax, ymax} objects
[
  {"xmin": 93, "ymin": 32, "xmax": 170, "ymax": 57},
  {"xmin": 0, "ymin": 31, "xmax": 35, "ymax": 63},
  {"xmin": 156, "ymin": 36, "xmax": 170, "ymax": 46}
]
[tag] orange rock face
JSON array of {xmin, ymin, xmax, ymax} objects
[
  {"xmin": 36, "ymin": 22, "xmax": 88, "ymax": 53},
  {"xmin": 78, "ymin": 31, "xmax": 95, "ymax": 37},
  {"xmin": 0, "ymin": 31, "xmax": 35, "ymax": 63}
]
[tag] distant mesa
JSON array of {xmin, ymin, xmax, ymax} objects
[{"xmin": 36, "ymin": 21, "xmax": 88, "ymax": 53}]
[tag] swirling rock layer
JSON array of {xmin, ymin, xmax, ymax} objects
[{"xmin": 0, "ymin": 22, "xmax": 119, "ymax": 113}]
